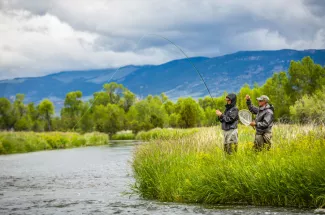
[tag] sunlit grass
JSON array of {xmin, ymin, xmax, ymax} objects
[
  {"xmin": 0, "ymin": 131, "xmax": 109, "ymax": 154},
  {"xmin": 135, "ymin": 127, "xmax": 199, "ymax": 141},
  {"xmin": 132, "ymin": 124, "xmax": 325, "ymax": 208},
  {"xmin": 111, "ymin": 130, "xmax": 136, "ymax": 140}
]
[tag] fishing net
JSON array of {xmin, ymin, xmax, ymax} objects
[{"xmin": 239, "ymin": 109, "xmax": 252, "ymax": 126}]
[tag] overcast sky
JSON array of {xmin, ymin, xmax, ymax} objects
[{"xmin": 0, "ymin": 0, "xmax": 324, "ymax": 80}]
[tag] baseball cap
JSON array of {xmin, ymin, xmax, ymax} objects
[{"xmin": 256, "ymin": 95, "xmax": 270, "ymax": 102}]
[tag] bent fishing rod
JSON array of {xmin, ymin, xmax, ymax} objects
[{"xmin": 73, "ymin": 33, "xmax": 215, "ymax": 130}]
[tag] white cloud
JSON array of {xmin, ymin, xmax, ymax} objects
[
  {"xmin": 0, "ymin": 9, "xmax": 180, "ymax": 79},
  {"xmin": 231, "ymin": 28, "xmax": 325, "ymax": 51},
  {"xmin": 0, "ymin": 0, "xmax": 324, "ymax": 79}
]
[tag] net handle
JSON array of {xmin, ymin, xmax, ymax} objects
[{"xmin": 239, "ymin": 109, "xmax": 256, "ymax": 130}]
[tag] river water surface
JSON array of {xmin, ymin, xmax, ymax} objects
[{"xmin": 0, "ymin": 141, "xmax": 316, "ymax": 214}]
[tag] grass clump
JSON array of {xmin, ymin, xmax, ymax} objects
[
  {"xmin": 0, "ymin": 131, "xmax": 109, "ymax": 155},
  {"xmin": 135, "ymin": 127, "xmax": 199, "ymax": 141},
  {"xmin": 111, "ymin": 130, "xmax": 136, "ymax": 140},
  {"xmin": 132, "ymin": 124, "xmax": 325, "ymax": 208}
]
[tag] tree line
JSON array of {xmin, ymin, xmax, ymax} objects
[{"xmin": 1, "ymin": 56, "xmax": 324, "ymax": 135}]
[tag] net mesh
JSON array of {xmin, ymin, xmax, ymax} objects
[{"xmin": 239, "ymin": 109, "xmax": 252, "ymax": 126}]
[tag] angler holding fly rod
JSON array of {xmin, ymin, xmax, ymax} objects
[
  {"xmin": 73, "ymin": 33, "xmax": 274, "ymax": 154},
  {"xmin": 215, "ymin": 93, "xmax": 239, "ymax": 155}
]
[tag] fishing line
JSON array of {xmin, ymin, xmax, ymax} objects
[{"xmin": 73, "ymin": 33, "xmax": 214, "ymax": 130}]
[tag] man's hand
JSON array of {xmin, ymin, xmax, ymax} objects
[
  {"xmin": 216, "ymin": 110, "xmax": 222, "ymax": 116},
  {"xmin": 245, "ymin": 95, "xmax": 251, "ymax": 100},
  {"xmin": 250, "ymin": 121, "xmax": 256, "ymax": 126}
]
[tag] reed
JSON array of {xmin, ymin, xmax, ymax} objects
[
  {"xmin": 0, "ymin": 131, "xmax": 109, "ymax": 154},
  {"xmin": 132, "ymin": 124, "xmax": 325, "ymax": 208}
]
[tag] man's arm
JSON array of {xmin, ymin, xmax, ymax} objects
[
  {"xmin": 246, "ymin": 99, "xmax": 259, "ymax": 115},
  {"xmin": 256, "ymin": 110, "xmax": 273, "ymax": 128},
  {"xmin": 219, "ymin": 108, "xmax": 238, "ymax": 123},
  {"xmin": 216, "ymin": 115, "xmax": 224, "ymax": 122},
  {"xmin": 216, "ymin": 110, "xmax": 224, "ymax": 122}
]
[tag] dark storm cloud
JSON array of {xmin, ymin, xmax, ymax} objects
[{"xmin": 0, "ymin": 0, "xmax": 324, "ymax": 79}]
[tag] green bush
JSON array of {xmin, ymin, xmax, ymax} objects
[
  {"xmin": 111, "ymin": 131, "xmax": 136, "ymax": 140},
  {"xmin": 84, "ymin": 132, "xmax": 109, "ymax": 146},
  {"xmin": 290, "ymin": 87, "xmax": 325, "ymax": 124}
]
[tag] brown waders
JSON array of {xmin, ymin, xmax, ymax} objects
[{"xmin": 254, "ymin": 132, "xmax": 272, "ymax": 151}]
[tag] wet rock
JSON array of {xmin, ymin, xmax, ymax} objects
[
  {"xmin": 315, "ymin": 208, "xmax": 325, "ymax": 214},
  {"xmin": 182, "ymin": 207, "xmax": 189, "ymax": 212}
]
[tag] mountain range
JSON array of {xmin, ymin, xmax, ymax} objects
[{"xmin": 1, "ymin": 49, "xmax": 325, "ymax": 113}]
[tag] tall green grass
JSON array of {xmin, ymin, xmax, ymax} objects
[
  {"xmin": 111, "ymin": 130, "xmax": 136, "ymax": 140},
  {"xmin": 132, "ymin": 124, "xmax": 325, "ymax": 208},
  {"xmin": 0, "ymin": 131, "xmax": 109, "ymax": 155},
  {"xmin": 135, "ymin": 127, "xmax": 199, "ymax": 141}
]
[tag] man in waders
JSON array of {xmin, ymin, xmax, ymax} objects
[
  {"xmin": 245, "ymin": 95, "xmax": 274, "ymax": 151},
  {"xmin": 216, "ymin": 93, "xmax": 239, "ymax": 155}
]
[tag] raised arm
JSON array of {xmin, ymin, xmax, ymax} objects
[{"xmin": 245, "ymin": 95, "xmax": 259, "ymax": 115}]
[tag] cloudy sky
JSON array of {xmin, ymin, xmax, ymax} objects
[{"xmin": 0, "ymin": 0, "xmax": 324, "ymax": 80}]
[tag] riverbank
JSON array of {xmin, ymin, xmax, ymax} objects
[
  {"xmin": 132, "ymin": 124, "xmax": 325, "ymax": 208},
  {"xmin": 1, "ymin": 142, "xmax": 317, "ymax": 215},
  {"xmin": 135, "ymin": 127, "xmax": 199, "ymax": 141},
  {"xmin": 0, "ymin": 131, "xmax": 109, "ymax": 155},
  {"xmin": 0, "ymin": 127, "xmax": 200, "ymax": 155}
]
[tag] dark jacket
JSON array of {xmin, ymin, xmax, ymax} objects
[
  {"xmin": 247, "ymin": 99, "xmax": 274, "ymax": 134},
  {"xmin": 217, "ymin": 93, "xmax": 239, "ymax": 131}
]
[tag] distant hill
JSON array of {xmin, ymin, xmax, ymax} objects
[{"xmin": 1, "ymin": 49, "xmax": 325, "ymax": 113}]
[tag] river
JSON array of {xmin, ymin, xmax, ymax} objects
[{"xmin": 0, "ymin": 141, "xmax": 316, "ymax": 214}]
